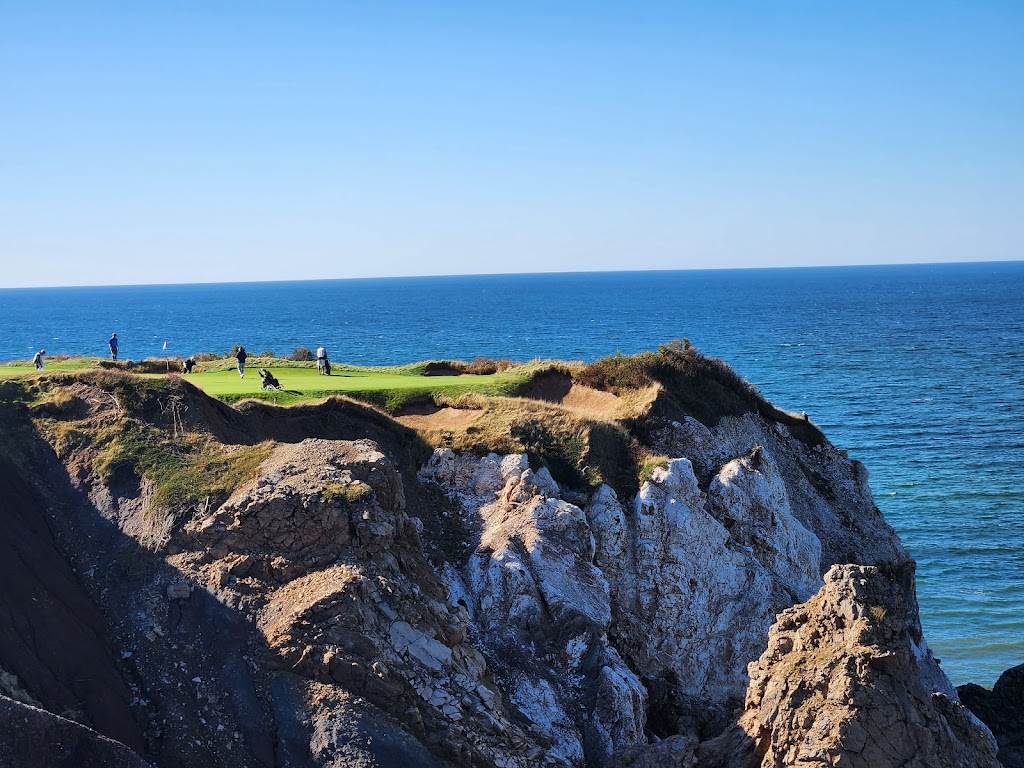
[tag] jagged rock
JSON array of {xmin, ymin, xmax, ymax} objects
[
  {"xmin": 0, "ymin": 454, "xmax": 145, "ymax": 754},
  {"xmin": 709, "ymin": 414, "xmax": 908, "ymax": 569},
  {"xmin": 707, "ymin": 448, "xmax": 821, "ymax": 600},
  {"xmin": 430, "ymin": 455, "xmax": 647, "ymax": 766},
  {"xmin": 190, "ymin": 439, "xmax": 407, "ymax": 575},
  {"xmin": 419, "ymin": 434, "xmax": 975, "ymax": 768},
  {"xmin": 649, "ymin": 416, "xmax": 728, "ymax": 480},
  {"xmin": 699, "ymin": 563, "xmax": 1000, "ymax": 768},
  {"xmin": 192, "ymin": 439, "xmax": 545, "ymax": 768},
  {"xmin": 959, "ymin": 663, "xmax": 1024, "ymax": 767},
  {"xmin": 587, "ymin": 456, "xmax": 819, "ymax": 704}
]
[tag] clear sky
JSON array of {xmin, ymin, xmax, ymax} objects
[{"xmin": 1, "ymin": 1, "xmax": 1022, "ymax": 287}]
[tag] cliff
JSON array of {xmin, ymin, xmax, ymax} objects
[{"xmin": 0, "ymin": 347, "xmax": 1003, "ymax": 767}]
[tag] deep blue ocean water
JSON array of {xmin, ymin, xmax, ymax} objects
[{"xmin": 2, "ymin": 261, "xmax": 1022, "ymax": 687}]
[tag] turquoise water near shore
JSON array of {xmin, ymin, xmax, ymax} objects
[{"xmin": 2, "ymin": 261, "xmax": 1022, "ymax": 686}]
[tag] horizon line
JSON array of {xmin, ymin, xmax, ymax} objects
[{"xmin": 2, "ymin": 258, "xmax": 1021, "ymax": 291}]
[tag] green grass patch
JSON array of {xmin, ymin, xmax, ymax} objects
[
  {"xmin": 188, "ymin": 364, "xmax": 532, "ymax": 412},
  {"xmin": 0, "ymin": 357, "xmax": 108, "ymax": 377},
  {"xmin": 638, "ymin": 455, "xmax": 670, "ymax": 485},
  {"xmin": 95, "ymin": 418, "xmax": 273, "ymax": 509}
]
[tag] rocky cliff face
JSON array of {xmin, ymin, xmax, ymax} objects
[{"xmin": 0, "ymin": 364, "xmax": 1003, "ymax": 768}]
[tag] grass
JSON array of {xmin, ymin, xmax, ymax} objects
[
  {"xmin": 321, "ymin": 480, "xmax": 373, "ymax": 504},
  {"xmin": 638, "ymin": 455, "xmax": 671, "ymax": 485},
  {"xmin": 0, "ymin": 357, "xmax": 534, "ymax": 412},
  {"xmin": 93, "ymin": 419, "xmax": 275, "ymax": 510},
  {"xmin": 192, "ymin": 363, "xmax": 531, "ymax": 411},
  {"xmin": 8, "ymin": 368, "xmax": 274, "ymax": 513},
  {"xmin": 0, "ymin": 357, "xmax": 107, "ymax": 377}
]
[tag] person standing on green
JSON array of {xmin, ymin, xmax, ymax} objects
[
  {"xmin": 33, "ymin": 349, "xmax": 45, "ymax": 370},
  {"xmin": 109, "ymin": 333, "xmax": 119, "ymax": 361},
  {"xmin": 235, "ymin": 345, "xmax": 247, "ymax": 379}
]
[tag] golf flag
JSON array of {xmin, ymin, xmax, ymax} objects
[{"xmin": 163, "ymin": 341, "xmax": 168, "ymax": 351}]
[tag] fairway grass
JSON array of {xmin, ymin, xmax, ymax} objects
[{"xmin": 0, "ymin": 357, "xmax": 533, "ymax": 411}]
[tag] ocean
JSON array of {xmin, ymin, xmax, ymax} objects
[{"xmin": 2, "ymin": 261, "xmax": 1021, "ymax": 687}]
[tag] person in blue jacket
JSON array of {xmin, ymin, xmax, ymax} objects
[{"xmin": 109, "ymin": 333, "xmax": 119, "ymax": 361}]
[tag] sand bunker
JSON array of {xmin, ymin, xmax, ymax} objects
[
  {"xmin": 523, "ymin": 370, "xmax": 624, "ymax": 415},
  {"xmin": 395, "ymin": 405, "xmax": 482, "ymax": 431},
  {"xmin": 559, "ymin": 384, "xmax": 623, "ymax": 413}
]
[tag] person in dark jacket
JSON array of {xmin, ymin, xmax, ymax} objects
[
  {"xmin": 235, "ymin": 345, "xmax": 247, "ymax": 378},
  {"xmin": 109, "ymin": 333, "xmax": 119, "ymax": 361},
  {"xmin": 33, "ymin": 349, "xmax": 46, "ymax": 370}
]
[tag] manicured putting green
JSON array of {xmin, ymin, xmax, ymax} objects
[{"xmin": 193, "ymin": 365, "xmax": 521, "ymax": 397}]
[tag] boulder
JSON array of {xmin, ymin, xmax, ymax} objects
[
  {"xmin": 700, "ymin": 563, "xmax": 1000, "ymax": 768},
  {"xmin": 958, "ymin": 663, "xmax": 1024, "ymax": 767}
]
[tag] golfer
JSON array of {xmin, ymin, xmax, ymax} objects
[{"xmin": 235, "ymin": 345, "xmax": 247, "ymax": 378}]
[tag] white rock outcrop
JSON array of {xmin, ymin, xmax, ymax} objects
[
  {"xmin": 582, "ymin": 451, "xmax": 822, "ymax": 704},
  {"xmin": 422, "ymin": 452, "xmax": 649, "ymax": 766}
]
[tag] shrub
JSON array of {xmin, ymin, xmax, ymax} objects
[
  {"xmin": 577, "ymin": 352, "xmax": 656, "ymax": 393},
  {"xmin": 133, "ymin": 358, "xmax": 184, "ymax": 374},
  {"xmin": 290, "ymin": 346, "xmax": 315, "ymax": 362},
  {"xmin": 510, "ymin": 420, "xmax": 585, "ymax": 487},
  {"xmin": 464, "ymin": 357, "xmax": 497, "ymax": 375},
  {"xmin": 97, "ymin": 358, "xmax": 183, "ymax": 374},
  {"xmin": 321, "ymin": 481, "xmax": 373, "ymax": 504},
  {"xmin": 462, "ymin": 357, "xmax": 515, "ymax": 375},
  {"xmin": 422, "ymin": 361, "xmax": 466, "ymax": 376}
]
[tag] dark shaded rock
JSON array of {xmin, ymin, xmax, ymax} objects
[
  {"xmin": 959, "ymin": 663, "xmax": 1024, "ymax": 767},
  {"xmin": 607, "ymin": 735, "xmax": 697, "ymax": 768},
  {"xmin": 643, "ymin": 673, "xmax": 733, "ymax": 742},
  {"xmin": 0, "ymin": 694, "xmax": 150, "ymax": 768},
  {"xmin": 0, "ymin": 453, "xmax": 145, "ymax": 753}
]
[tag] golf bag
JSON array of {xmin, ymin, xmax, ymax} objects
[{"xmin": 259, "ymin": 369, "xmax": 283, "ymax": 390}]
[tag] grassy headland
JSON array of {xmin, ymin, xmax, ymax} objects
[
  {"xmin": 0, "ymin": 344, "xmax": 822, "ymax": 500},
  {"xmin": 0, "ymin": 356, "xmax": 533, "ymax": 411}
]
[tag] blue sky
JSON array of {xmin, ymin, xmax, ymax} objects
[{"xmin": 1, "ymin": 1, "xmax": 1021, "ymax": 287}]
